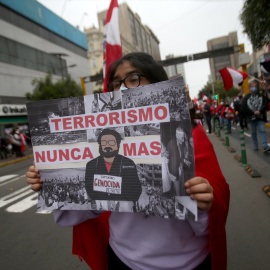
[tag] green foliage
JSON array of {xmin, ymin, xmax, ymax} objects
[
  {"xmin": 26, "ymin": 72, "xmax": 84, "ymax": 101},
  {"xmin": 198, "ymin": 80, "xmax": 241, "ymax": 101},
  {"xmin": 240, "ymin": 0, "xmax": 270, "ymax": 49},
  {"xmin": 93, "ymin": 68, "xmax": 104, "ymax": 94}
]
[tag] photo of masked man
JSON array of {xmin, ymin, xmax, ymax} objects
[{"xmin": 85, "ymin": 128, "xmax": 142, "ymax": 202}]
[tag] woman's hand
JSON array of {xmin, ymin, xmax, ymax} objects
[
  {"xmin": 26, "ymin": 162, "xmax": 43, "ymax": 191},
  {"xmin": 185, "ymin": 177, "xmax": 213, "ymax": 211}
]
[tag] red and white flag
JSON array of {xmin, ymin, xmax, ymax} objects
[
  {"xmin": 202, "ymin": 94, "xmax": 210, "ymax": 104},
  {"xmin": 219, "ymin": 67, "xmax": 248, "ymax": 91},
  {"xmin": 103, "ymin": 0, "xmax": 122, "ymax": 92},
  {"xmin": 202, "ymin": 94, "xmax": 208, "ymax": 101},
  {"xmin": 193, "ymin": 97, "xmax": 198, "ymax": 105}
]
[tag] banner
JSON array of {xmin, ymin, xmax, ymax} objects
[{"xmin": 27, "ymin": 76, "xmax": 197, "ymax": 221}]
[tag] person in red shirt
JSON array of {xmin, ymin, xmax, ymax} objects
[
  {"xmin": 221, "ymin": 103, "xmax": 235, "ymax": 133},
  {"xmin": 216, "ymin": 99, "xmax": 225, "ymax": 129}
]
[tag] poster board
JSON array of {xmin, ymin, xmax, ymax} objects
[{"xmin": 26, "ymin": 76, "xmax": 197, "ymax": 221}]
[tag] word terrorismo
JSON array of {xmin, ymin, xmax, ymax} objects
[{"xmin": 49, "ymin": 104, "xmax": 169, "ymax": 133}]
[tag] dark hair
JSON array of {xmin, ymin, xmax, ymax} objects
[
  {"xmin": 107, "ymin": 52, "xmax": 168, "ymax": 86},
  {"xmin": 97, "ymin": 128, "xmax": 122, "ymax": 146}
]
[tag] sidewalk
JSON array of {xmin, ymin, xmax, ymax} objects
[
  {"xmin": 0, "ymin": 147, "xmax": 33, "ymax": 168},
  {"xmin": 206, "ymin": 131, "xmax": 270, "ymax": 270}
]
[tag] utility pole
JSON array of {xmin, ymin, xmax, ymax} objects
[{"xmin": 238, "ymin": 44, "xmax": 249, "ymax": 95}]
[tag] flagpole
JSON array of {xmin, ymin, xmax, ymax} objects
[{"xmin": 247, "ymin": 74, "xmax": 261, "ymax": 83}]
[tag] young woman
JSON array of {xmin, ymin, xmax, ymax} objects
[{"xmin": 26, "ymin": 52, "xmax": 230, "ymax": 270}]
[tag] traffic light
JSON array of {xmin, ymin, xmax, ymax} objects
[
  {"xmin": 80, "ymin": 77, "xmax": 86, "ymax": 95},
  {"xmin": 214, "ymin": 93, "xmax": 220, "ymax": 104},
  {"xmin": 239, "ymin": 43, "xmax": 245, "ymax": 53}
]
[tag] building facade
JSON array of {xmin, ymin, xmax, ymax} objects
[
  {"xmin": 0, "ymin": 0, "xmax": 92, "ymax": 136},
  {"xmin": 84, "ymin": 26, "xmax": 104, "ymax": 93},
  {"xmin": 98, "ymin": 2, "xmax": 161, "ymax": 60},
  {"xmin": 85, "ymin": 2, "xmax": 161, "ymax": 92},
  {"xmin": 207, "ymin": 31, "xmax": 239, "ymax": 82},
  {"xmin": 164, "ymin": 54, "xmax": 186, "ymax": 83},
  {"xmin": 247, "ymin": 45, "xmax": 270, "ymax": 78}
]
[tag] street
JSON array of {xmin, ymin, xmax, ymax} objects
[
  {"xmin": 0, "ymin": 125, "xmax": 270, "ymax": 270},
  {"xmin": 0, "ymin": 159, "xmax": 89, "ymax": 270}
]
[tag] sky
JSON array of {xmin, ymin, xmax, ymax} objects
[{"xmin": 37, "ymin": 0, "xmax": 252, "ymax": 99}]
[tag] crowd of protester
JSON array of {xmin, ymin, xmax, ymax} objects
[
  {"xmin": 0, "ymin": 126, "xmax": 31, "ymax": 160},
  {"xmin": 123, "ymin": 87, "xmax": 190, "ymax": 120},
  {"xmin": 39, "ymin": 179, "xmax": 89, "ymax": 210},
  {"xmin": 196, "ymin": 81, "xmax": 270, "ymax": 152}
]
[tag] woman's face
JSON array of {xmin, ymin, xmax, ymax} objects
[{"xmin": 111, "ymin": 61, "xmax": 151, "ymax": 91}]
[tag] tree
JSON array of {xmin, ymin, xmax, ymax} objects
[
  {"xmin": 240, "ymin": 0, "xmax": 270, "ymax": 50},
  {"xmin": 26, "ymin": 72, "xmax": 84, "ymax": 101},
  {"xmin": 198, "ymin": 80, "xmax": 240, "ymax": 101},
  {"xmin": 93, "ymin": 68, "xmax": 104, "ymax": 94}
]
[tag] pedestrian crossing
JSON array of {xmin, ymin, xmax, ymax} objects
[{"xmin": 0, "ymin": 174, "xmax": 51, "ymax": 214}]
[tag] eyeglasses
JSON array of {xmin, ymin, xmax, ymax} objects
[
  {"xmin": 107, "ymin": 74, "xmax": 145, "ymax": 92},
  {"xmin": 101, "ymin": 140, "xmax": 117, "ymax": 146}
]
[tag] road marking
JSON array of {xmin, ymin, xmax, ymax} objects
[
  {"xmin": 0, "ymin": 186, "xmax": 34, "ymax": 208},
  {"xmin": 6, "ymin": 193, "xmax": 38, "ymax": 213},
  {"xmin": 0, "ymin": 174, "xmax": 19, "ymax": 183},
  {"xmin": 37, "ymin": 210, "xmax": 52, "ymax": 214},
  {"xmin": 244, "ymin": 132, "xmax": 251, "ymax": 137},
  {"xmin": 0, "ymin": 174, "xmax": 26, "ymax": 187},
  {"xmin": 228, "ymin": 127, "xmax": 251, "ymax": 137}
]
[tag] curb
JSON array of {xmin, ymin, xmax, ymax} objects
[
  {"xmin": 244, "ymin": 164, "xmax": 261, "ymax": 178},
  {"xmin": 234, "ymin": 153, "xmax": 242, "ymax": 162},
  {"xmin": 262, "ymin": 185, "xmax": 270, "ymax": 198},
  {"xmin": 216, "ymin": 134, "xmax": 261, "ymax": 178},
  {"xmin": 0, "ymin": 154, "xmax": 34, "ymax": 168}
]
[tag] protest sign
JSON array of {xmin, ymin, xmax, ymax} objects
[{"xmin": 27, "ymin": 76, "xmax": 197, "ymax": 221}]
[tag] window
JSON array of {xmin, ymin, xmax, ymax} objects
[
  {"xmin": 0, "ymin": 35, "xmax": 66, "ymax": 76},
  {"xmin": 146, "ymin": 34, "xmax": 151, "ymax": 54},
  {"xmin": 135, "ymin": 19, "xmax": 143, "ymax": 51},
  {"xmin": 128, "ymin": 10, "xmax": 137, "ymax": 46},
  {"xmin": 92, "ymin": 58, "xmax": 97, "ymax": 68},
  {"xmin": 141, "ymin": 27, "xmax": 147, "ymax": 53}
]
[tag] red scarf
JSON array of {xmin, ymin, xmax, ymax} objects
[{"xmin": 73, "ymin": 124, "xmax": 230, "ymax": 270}]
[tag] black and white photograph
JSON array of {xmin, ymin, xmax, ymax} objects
[
  {"xmin": 160, "ymin": 119, "xmax": 195, "ymax": 198},
  {"xmin": 28, "ymin": 76, "xmax": 197, "ymax": 221},
  {"xmin": 27, "ymin": 97, "xmax": 87, "ymax": 146},
  {"xmin": 136, "ymin": 163, "xmax": 175, "ymax": 218},
  {"xmin": 84, "ymin": 91, "xmax": 123, "ymax": 142},
  {"xmin": 37, "ymin": 167, "xmax": 91, "ymax": 211},
  {"xmin": 121, "ymin": 77, "xmax": 190, "ymax": 121},
  {"xmin": 175, "ymin": 196, "xmax": 197, "ymax": 221}
]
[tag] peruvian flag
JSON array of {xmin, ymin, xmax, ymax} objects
[
  {"xmin": 219, "ymin": 67, "xmax": 248, "ymax": 91},
  {"xmin": 193, "ymin": 97, "xmax": 198, "ymax": 105},
  {"xmin": 103, "ymin": 0, "xmax": 122, "ymax": 92},
  {"xmin": 202, "ymin": 94, "xmax": 208, "ymax": 101},
  {"xmin": 202, "ymin": 94, "xmax": 210, "ymax": 104}
]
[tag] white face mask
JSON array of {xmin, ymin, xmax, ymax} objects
[{"xmin": 120, "ymin": 86, "xmax": 128, "ymax": 91}]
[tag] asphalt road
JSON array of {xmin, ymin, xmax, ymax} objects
[
  {"xmin": 0, "ymin": 159, "xmax": 89, "ymax": 270},
  {"xmin": 0, "ymin": 125, "xmax": 270, "ymax": 270}
]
